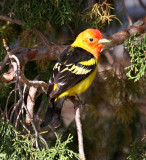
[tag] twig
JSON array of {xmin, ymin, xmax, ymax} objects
[
  {"xmin": 104, "ymin": 50, "xmax": 114, "ymax": 64},
  {"xmin": 122, "ymin": 0, "xmax": 133, "ymax": 26},
  {"xmin": 15, "ymin": 84, "xmax": 27, "ymax": 128},
  {"xmin": 18, "ymin": 29, "xmax": 33, "ymax": 46},
  {"xmin": 5, "ymin": 88, "xmax": 18, "ymax": 121},
  {"xmin": 139, "ymin": 0, "xmax": 146, "ymax": 10},
  {"xmin": 9, "ymin": 0, "xmax": 17, "ymax": 17},
  {"xmin": 26, "ymin": 85, "xmax": 38, "ymax": 124},
  {"xmin": 20, "ymin": 120, "xmax": 30, "ymax": 134},
  {"xmin": 75, "ymin": 107, "xmax": 85, "ymax": 160},
  {"xmin": 0, "ymin": 15, "xmax": 145, "ymax": 61},
  {"xmin": 70, "ymin": 96, "xmax": 85, "ymax": 160},
  {"xmin": 33, "ymin": 28, "xmax": 49, "ymax": 46},
  {"xmin": 11, "ymin": 54, "xmax": 40, "ymax": 150},
  {"xmin": 19, "ymin": 71, "xmax": 48, "ymax": 93},
  {"xmin": 0, "ymin": 80, "xmax": 16, "ymax": 89},
  {"xmin": 9, "ymin": 98, "xmax": 22, "ymax": 122},
  {"xmin": 3, "ymin": 39, "xmax": 49, "ymax": 150},
  {"xmin": 24, "ymin": 103, "xmax": 40, "ymax": 150},
  {"xmin": 102, "ymin": 16, "xmax": 146, "ymax": 51},
  {"xmin": 0, "ymin": 15, "xmax": 144, "ymax": 67},
  {"xmin": 39, "ymin": 135, "xmax": 49, "ymax": 149},
  {"xmin": 0, "ymin": 15, "xmax": 22, "ymax": 25},
  {"xmin": 12, "ymin": 55, "xmax": 40, "ymax": 150}
]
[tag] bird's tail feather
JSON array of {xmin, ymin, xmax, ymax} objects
[{"xmin": 40, "ymin": 97, "xmax": 65, "ymax": 128}]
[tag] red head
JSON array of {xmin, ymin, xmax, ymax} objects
[{"xmin": 71, "ymin": 28, "xmax": 110, "ymax": 59}]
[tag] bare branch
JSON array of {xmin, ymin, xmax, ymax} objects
[
  {"xmin": 7, "ymin": 48, "xmax": 40, "ymax": 150},
  {"xmin": 75, "ymin": 107, "xmax": 85, "ymax": 160},
  {"xmin": 1, "ymin": 16, "xmax": 145, "ymax": 69},
  {"xmin": 70, "ymin": 96, "xmax": 85, "ymax": 160},
  {"xmin": 18, "ymin": 29, "xmax": 33, "ymax": 46},
  {"xmin": 122, "ymin": 0, "xmax": 133, "ymax": 26},
  {"xmin": 20, "ymin": 120, "xmax": 30, "ymax": 134},
  {"xmin": 102, "ymin": 16, "xmax": 146, "ymax": 51},
  {"xmin": 5, "ymin": 88, "xmax": 18, "ymax": 121},
  {"xmin": 3, "ymin": 16, "xmax": 144, "ymax": 65},
  {"xmin": 33, "ymin": 28, "xmax": 49, "ymax": 46},
  {"xmin": 3, "ymin": 39, "xmax": 48, "ymax": 92},
  {"xmin": 0, "ymin": 80, "xmax": 16, "ymax": 90},
  {"xmin": 26, "ymin": 85, "xmax": 38, "ymax": 124},
  {"xmin": 15, "ymin": 84, "xmax": 27, "ymax": 128},
  {"xmin": 139, "ymin": 0, "xmax": 146, "ymax": 10},
  {"xmin": 0, "ymin": 15, "xmax": 22, "ymax": 25},
  {"xmin": 19, "ymin": 71, "xmax": 48, "ymax": 93}
]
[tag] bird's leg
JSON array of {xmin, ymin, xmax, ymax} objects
[
  {"xmin": 69, "ymin": 96, "xmax": 86, "ymax": 109},
  {"xmin": 75, "ymin": 95, "xmax": 86, "ymax": 108}
]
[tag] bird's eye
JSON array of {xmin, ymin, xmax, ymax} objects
[{"xmin": 89, "ymin": 38, "xmax": 94, "ymax": 42}]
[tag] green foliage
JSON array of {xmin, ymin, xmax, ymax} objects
[
  {"xmin": 0, "ymin": 120, "xmax": 79, "ymax": 160},
  {"xmin": 124, "ymin": 34, "xmax": 146, "ymax": 82},
  {"xmin": 127, "ymin": 136, "xmax": 146, "ymax": 160},
  {"xmin": 13, "ymin": 0, "xmax": 74, "ymax": 29},
  {"xmin": 2, "ymin": 0, "xmax": 119, "ymax": 31}
]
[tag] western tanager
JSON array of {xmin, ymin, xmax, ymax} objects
[{"xmin": 40, "ymin": 28, "xmax": 110, "ymax": 128}]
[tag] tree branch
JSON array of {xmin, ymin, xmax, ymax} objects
[
  {"xmin": 0, "ymin": 15, "xmax": 22, "ymax": 25},
  {"xmin": 75, "ymin": 107, "xmax": 85, "ymax": 160},
  {"xmin": 0, "ymin": 15, "xmax": 145, "ymax": 66},
  {"xmin": 122, "ymin": 0, "xmax": 133, "ymax": 26},
  {"xmin": 26, "ymin": 82, "xmax": 38, "ymax": 124},
  {"xmin": 102, "ymin": 16, "xmax": 146, "ymax": 51},
  {"xmin": 70, "ymin": 96, "xmax": 85, "ymax": 160},
  {"xmin": 3, "ymin": 16, "xmax": 145, "ymax": 65},
  {"xmin": 18, "ymin": 29, "xmax": 33, "ymax": 46},
  {"xmin": 33, "ymin": 28, "xmax": 50, "ymax": 46},
  {"xmin": 139, "ymin": 0, "xmax": 146, "ymax": 10}
]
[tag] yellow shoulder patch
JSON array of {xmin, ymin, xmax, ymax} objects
[{"xmin": 79, "ymin": 58, "xmax": 97, "ymax": 66}]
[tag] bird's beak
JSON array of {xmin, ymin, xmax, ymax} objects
[{"xmin": 98, "ymin": 38, "xmax": 111, "ymax": 44}]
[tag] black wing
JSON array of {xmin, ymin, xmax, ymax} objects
[{"xmin": 48, "ymin": 47, "xmax": 97, "ymax": 98}]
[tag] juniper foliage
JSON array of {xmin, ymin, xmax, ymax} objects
[
  {"xmin": 0, "ymin": 121, "xmax": 79, "ymax": 160},
  {"xmin": 124, "ymin": 34, "xmax": 146, "ymax": 82}
]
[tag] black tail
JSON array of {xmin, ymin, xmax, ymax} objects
[{"xmin": 40, "ymin": 97, "xmax": 65, "ymax": 128}]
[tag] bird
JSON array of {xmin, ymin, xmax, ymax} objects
[{"xmin": 40, "ymin": 28, "xmax": 110, "ymax": 128}]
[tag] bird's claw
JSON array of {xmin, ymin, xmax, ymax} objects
[{"xmin": 74, "ymin": 99, "xmax": 86, "ymax": 109}]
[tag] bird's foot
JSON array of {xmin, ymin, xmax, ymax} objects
[
  {"xmin": 74, "ymin": 100, "xmax": 86, "ymax": 109},
  {"xmin": 74, "ymin": 95, "xmax": 86, "ymax": 109}
]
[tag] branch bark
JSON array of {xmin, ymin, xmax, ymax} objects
[
  {"xmin": 0, "ymin": 15, "xmax": 22, "ymax": 25},
  {"xmin": 0, "ymin": 15, "xmax": 145, "ymax": 66},
  {"xmin": 75, "ymin": 107, "xmax": 85, "ymax": 160},
  {"xmin": 3, "ymin": 16, "xmax": 145, "ymax": 64},
  {"xmin": 26, "ymin": 86, "xmax": 38, "ymax": 124},
  {"xmin": 122, "ymin": 0, "xmax": 133, "ymax": 26},
  {"xmin": 70, "ymin": 96, "xmax": 85, "ymax": 160}
]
